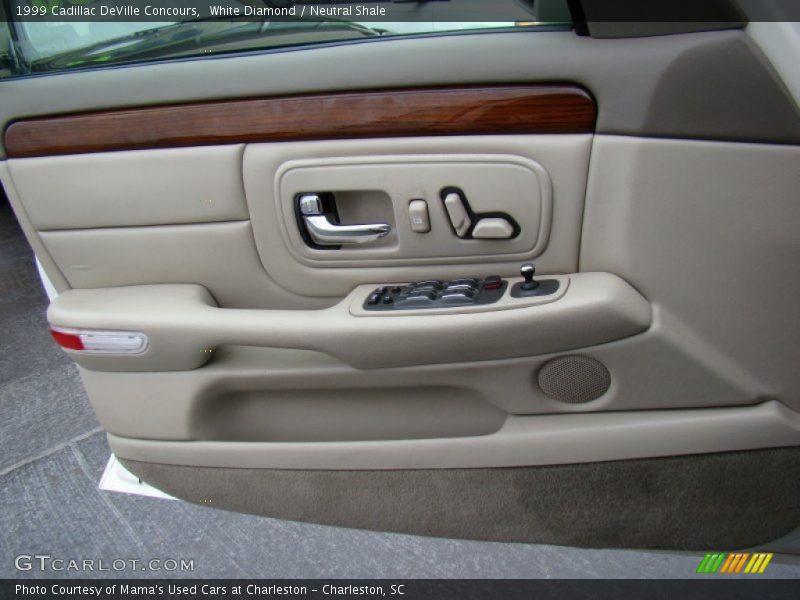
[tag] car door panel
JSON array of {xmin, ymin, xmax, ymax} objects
[
  {"xmin": 581, "ymin": 136, "xmax": 800, "ymax": 409},
  {"xmin": 2, "ymin": 23, "xmax": 799, "ymax": 552}
]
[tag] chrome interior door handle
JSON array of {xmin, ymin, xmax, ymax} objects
[
  {"xmin": 303, "ymin": 215, "xmax": 391, "ymax": 245},
  {"xmin": 299, "ymin": 194, "xmax": 391, "ymax": 245}
]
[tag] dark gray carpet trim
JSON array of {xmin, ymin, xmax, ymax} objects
[{"xmin": 121, "ymin": 446, "xmax": 800, "ymax": 550}]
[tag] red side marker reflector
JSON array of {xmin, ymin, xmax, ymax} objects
[{"xmin": 50, "ymin": 328, "xmax": 84, "ymax": 351}]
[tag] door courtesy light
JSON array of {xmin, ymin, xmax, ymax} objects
[{"xmin": 49, "ymin": 327, "xmax": 148, "ymax": 354}]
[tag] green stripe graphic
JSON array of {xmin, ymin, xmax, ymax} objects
[
  {"xmin": 697, "ymin": 553, "xmax": 727, "ymax": 573},
  {"xmin": 710, "ymin": 554, "xmax": 726, "ymax": 573},
  {"xmin": 696, "ymin": 554, "xmax": 713, "ymax": 573}
]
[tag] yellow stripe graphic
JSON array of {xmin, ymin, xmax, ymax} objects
[
  {"xmin": 744, "ymin": 554, "xmax": 760, "ymax": 573},
  {"xmin": 749, "ymin": 553, "xmax": 766, "ymax": 573},
  {"xmin": 758, "ymin": 553, "xmax": 773, "ymax": 573}
]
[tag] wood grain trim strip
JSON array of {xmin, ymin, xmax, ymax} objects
[{"xmin": 5, "ymin": 85, "xmax": 595, "ymax": 158}]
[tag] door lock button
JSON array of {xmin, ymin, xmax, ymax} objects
[{"xmin": 408, "ymin": 199, "xmax": 431, "ymax": 233}]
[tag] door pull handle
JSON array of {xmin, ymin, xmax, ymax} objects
[{"xmin": 298, "ymin": 194, "xmax": 391, "ymax": 245}]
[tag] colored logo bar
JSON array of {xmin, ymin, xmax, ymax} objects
[{"xmin": 696, "ymin": 552, "xmax": 773, "ymax": 574}]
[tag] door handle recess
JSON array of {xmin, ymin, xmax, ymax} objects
[{"xmin": 299, "ymin": 194, "xmax": 390, "ymax": 245}]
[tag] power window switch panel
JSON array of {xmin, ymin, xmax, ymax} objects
[{"xmin": 408, "ymin": 199, "xmax": 431, "ymax": 233}]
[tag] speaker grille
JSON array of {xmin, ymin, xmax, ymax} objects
[{"xmin": 537, "ymin": 355, "xmax": 611, "ymax": 404}]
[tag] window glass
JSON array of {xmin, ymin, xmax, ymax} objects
[{"xmin": 1, "ymin": 1, "xmax": 571, "ymax": 78}]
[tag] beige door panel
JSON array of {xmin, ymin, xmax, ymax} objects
[
  {"xmin": 1, "ymin": 23, "xmax": 799, "ymax": 549},
  {"xmin": 38, "ymin": 221, "xmax": 330, "ymax": 310},
  {"xmin": 244, "ymin": 135, "xmax": 591, "ymax": 296},
  {"xmin": 6, "ymin": 132, "xmax": 793, "ymax": 454},
  {"xmin": 1, "ymin": 85, "xmax": 797, "ymax": 504},
  {"xmin": 8, "ymin": 145, "xmax": 248, "ymax": 230},
  {"xmin": 582, "ymin": 136, "xmax": 800, "ymax": 411},
  {"xmin": 2, "ymin": 135, "xmax": 588, "ymax": 307},
  {"xmin": 77, "ymin": 314, "xmax": 765, "ymax": 444},
  {"xmin": 0, "ymin": 162, "xmax": 70, "ymax": 292},
  {"xmin": 275, "ymin": 155, "xmax": 550, "ymax": 262},
  {"xmin": 46, "ymin": 272, "xmax": 649, "ymax": 372},
  {"xmin": 6, "ymin": 134, "xmax": 798, "ymax": 444},
  {"xmin": 108, "ymin": 400, "xmax": 800, "ymax": 470}
]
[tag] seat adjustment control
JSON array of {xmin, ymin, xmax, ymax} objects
[
  {"xmin": 443, "ymin": 193, "xmax": 471, "ymax": 237},
  {"xmin": 472, "ymin": 217, "xmax": 514, "ymax": 240},
  {"xmin": 439, "ymin": 188, "xmax": 519, "ymax": 240},
  {"xmin": 364, "ymin": 276, "xmax": 506, "ymax": 311}
]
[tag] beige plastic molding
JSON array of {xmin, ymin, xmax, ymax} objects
[
  {"xmin": 243, "ymin": 135, "xmax": 591, "ymax": 296},
  {"xmin": 47, "ymin": 272, "xmax": 650, "ymax": 372},
  {"xmin": 8, "ymin": 145, "xmax": 248, "ymax": 230},
  {"xmin": 275, "ymin": 154, "xmax": 552, "ymax": 263},
  {"xmin": 108, "ymin": 401, "xmax": 800, "ymax": 470}
]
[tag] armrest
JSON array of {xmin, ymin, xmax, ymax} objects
[{"xmin": 48, "ymin": 273, "xmax": 651, "ymax": 372}]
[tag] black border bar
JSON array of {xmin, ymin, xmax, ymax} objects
[{"xmin": 3, "ymin": 579, "xmax": 800, "ymax": 600}]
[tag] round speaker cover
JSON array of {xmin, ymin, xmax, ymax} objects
[{"xmin": 537, "ymin": 355, "xmax": 611, "ymax": 403}]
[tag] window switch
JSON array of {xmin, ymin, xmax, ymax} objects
[{"xmin": 395, "ymin": 295, "xmax": 437, "ymax": 308}]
